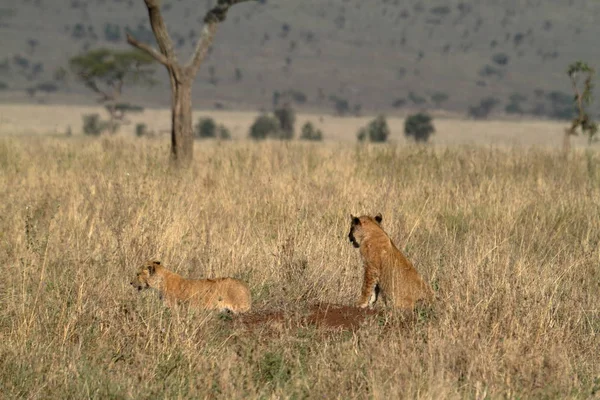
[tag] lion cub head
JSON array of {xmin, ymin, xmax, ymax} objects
[
  {"xmin": 130, "ymin": 260, "xmax": 162, "ymax": 291},
  {"xmin": 348, "ymin": 213, "xmax": 383, "ymax": 248}
]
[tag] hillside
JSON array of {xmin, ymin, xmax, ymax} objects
[{"xmin": 1, "ymin": 0, "xmax": 599, "ymax": 119}]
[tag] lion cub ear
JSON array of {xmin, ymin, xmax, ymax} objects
[
  {"xmin": 148, "ymin": 261, "xmax": 160, "ymax": 274},
  {"xmin": 351, "ymin": 214, "xmax": 361, "ymax": 225},
  {"xmin": 374, "ymin": 213, "xmax": 383, "ymax": 224}
]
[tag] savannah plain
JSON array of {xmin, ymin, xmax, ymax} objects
[{"xmin": 1, "ymin": 103, "xmax": 599, "ymax": 398}]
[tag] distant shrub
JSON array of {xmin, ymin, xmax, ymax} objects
[
  {"xmin": 72, "ymin": 23, "xmax": 86, "ymax": 39},
  {"xmin": 274, "ymin": 104, "xmax": 295, "ymax": 139},
  {"xmin": 13, "ymin": 55, "xmax": 30, "ymax": 69},
  {"xmin": 505, "ymin": 102, "xmax": 524, "ymax": 115},
  {"xmin": 104, "ymin": 23, "xmax": 121, "ymax": 42},
  {"xmin": 505, "ymin": 93, "xmax": 527, "ymax": 115},
  {"xmin": 329, "ymin": 95, "xmax": 350, "ymax": 116},
  {"xmin": 468, "ymin": 97, "xmax": 499, "ymax": 119},
  {"xmin": 404, "ymin": 112, "xmax": 435, "ymax": 143},
  {"xmin": 430, "ymin": 5, "xmax": 451, "ymax": 16},
  {"xmin": 249, "ymin": 114, "xmax": 280, "ymax": 140},
  {"xmin": 408, "ymin": 91, "xmax": 427, "ymax": 105},
  {"xmin": 300, "ymin": 122, "xmax": 323, "ymax": 141},
  {"xmin": 513, "ymin": 32, "xmax": 525, "ymax": 47},
  {"xmin": 492, "ymin": 53, "xmax": 509, "ymax": 66},
  {"xmin": 195, "ymin": 117, "xmax": 217, "ymax": 138},
  {"xmin": 357, "ymin": 115, "xmax": 390, "ymax": 143},
  {"xmin": 430, "ymin": 92, "xmax": 449, "ymax": 107},
  {"xmin": 0, "ymin": 81, "xmax": 8, "ymax": 90},
  {"xmin": 195, "ymin": 117, "xmax": 232, "ymax": 140},
  {"xmin": 392, "ymin": 98, "xmax": 406, "ymax": 108},
  {"xmin": 82, "ymin": 113, "xmax": 108, "ymax": 136},
  {"xmin": 135, "ymin": 123, "xmax": 148, "ymax": 137},
  {"xmin": 217, "ymin": 124, "xmax": 232, "ymax": 140},
  {"xmin": 479, "ymin": 64, "xmax": 504, "ymax": 78}
]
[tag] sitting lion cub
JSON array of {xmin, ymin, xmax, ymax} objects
[
  {"xmin": 348, "ymin": 213, "xmax": 434, "ymax": 309},
  {"xmin": 130, "ymin": 260, "xmax": 251, "ymax": 314}
]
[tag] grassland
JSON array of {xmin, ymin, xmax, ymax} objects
[
  {"xmin": 0, "ymin": 104, "xmax": 593, "ymax": 149},
  {"xmin": 0, "ymin": 136, "xmax": 599, "ymax": 399}
]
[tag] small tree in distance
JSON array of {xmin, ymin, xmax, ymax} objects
[
  {"xmin": 404, "ymin": 112, "xmax": 435, "ymax": 143},
  {"xmin": 357, "ymin": 115, "xmax": 390, "ymax": 142},
  {"xmin": 69, "ymin": 48, "xmax": 155, "ymax": 134},
  {"xmin": 273, "ymin": 103, "xmax": 295, "ymax": 140},
  {"xmin": 564, "ymin": 61, "xmax": 598, "ymax": 151},
  {"xmin": 249, "ymin": 114, "xmax": 281, "ymax": 140},
  {"xmin": 195, "ymin": 117, "xmax": 231, "ymax": 140},
  {"xmin": 300, "ymin": 121, "xmax": 323, "ymax": 141}
]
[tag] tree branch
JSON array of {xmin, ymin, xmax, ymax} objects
[
  {"xmin": 186, "ymin": 0, "xmax": 256, "ymax": 76},
  {"xmin": 127, "ymin": 33, "xmax": 170, "ymax": 67},
  {"xmin": 81, "ymin": 76, "xmax": 113, "ymax": 103},
  {"xmin": 143, "ymin": 0, "xmax": 177, "ymax": 62}
]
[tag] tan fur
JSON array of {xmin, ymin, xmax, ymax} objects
[
  {"xmin": 130, "ymin": 261, "xmax": 251, "ymax": 314},
  {"xmin": 348, "ymin": 213, "xmax": 434, "ymax": 309}
]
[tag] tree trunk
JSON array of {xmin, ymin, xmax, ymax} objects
[
  {"xmin": 170, "ymin": 77, "xmax": 194, "ymax": 166},
  {"xmin": 128, "ymin": 0, "xmax": 254, "ymax": 167}
]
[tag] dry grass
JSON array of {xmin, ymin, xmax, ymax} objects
[{"xmin": 0, "ymin": 136, "xmax": 599, "ymax": 399}]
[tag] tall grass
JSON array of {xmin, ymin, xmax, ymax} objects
[{"xmin": 0, "ymin": 137, "xmax": 599, "ymax": 398}]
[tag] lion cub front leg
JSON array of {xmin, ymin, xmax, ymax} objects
[{"xmin": 357, "ymin": 265, "xmax": 379, "ymax": 308}]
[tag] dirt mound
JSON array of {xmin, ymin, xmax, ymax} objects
[
  {"xmin": 235, "ymin": 302, "xmax": 381, "ymax": 332},
  {"xmin": 306, "ymin": 302, "xmax": 380, "ymax": 330}
]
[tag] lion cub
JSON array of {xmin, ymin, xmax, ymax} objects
[
  {"xmin": 130, "ymin": 260, "xmax": 251, "ymax": 314},
  {"xmin": 348, "ymin": 213, "xmax": 434, "ymax": 309}
]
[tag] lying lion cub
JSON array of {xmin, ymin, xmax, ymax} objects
[{"xmin": 130, "ymin": 260, "xmax": 251, "ymax": 314}]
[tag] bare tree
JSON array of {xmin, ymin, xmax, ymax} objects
[{"xmin": 127, "ymin": 0, "xmax": 255, "ymax": 166}]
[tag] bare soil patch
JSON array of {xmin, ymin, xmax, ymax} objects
[{"xmin": 235, "ymin": 302, "xmax": 381, "ymax": 332}]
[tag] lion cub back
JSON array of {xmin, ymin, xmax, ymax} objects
[
  {"xmin": 131, "ymin": 261, "xmax": 251, "ymax": 314},
  {"xmin": 378, "ymin": 243, "xmax": 434, "ymax": 309},
  {"xmin": 200, "ymin": 277, "xmax": 252, "ymax": 314},
  {"xmin": 349, "ymin": 214, "xmax": 433, "ymax": 309}
]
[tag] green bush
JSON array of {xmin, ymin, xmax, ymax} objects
[
  {"xmin": 273, "ymin": 104, "xmax": 295, "ymax": 140},
  {"xmin": 329, "ymin": 95, "xmax": 350, "ymax": 116},
  {"xmin": 404, "ymin": 112, "xmax": 435, "ymax": 143},
  {"xmin": 82, "ymin": 114, "xmax": 108, "ymax": 136},
  {"xmin": 300, "ymin": 122, "xmax": 323, "ymax": 141},
  {"xmin": 430, "ymin": 92, "xmax": 449, "ymax": 107},
  {"xmin": 249, "ymin": 114, "xmax": 281, "ymax": 140},
  {"xmin": 195, "ymin": 117, "xmax": 217, "ymax": 139},
  {"xmin": 468, "ymin": 97, "xmax": 499, "ymax": 119},
  {"xmin": 357, "ymin": 115, "xmax": 390, "ymax": 143},
  {"xmin": 135, "ymin": 123, "xmax": 148, "ymax": 137},
  {"xmin": 217, "ymin": 124, "xmax": 232, "ymax": 140},
  {"xmin": 195, "ymin": 117, "xmax": 231, "ymax": 140},
  {"xmin": 408, "ymin": 91, "xmax": 427, "ymax": 105}
]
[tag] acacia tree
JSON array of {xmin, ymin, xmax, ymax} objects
[
  {"xmin": 70, "ymin": 48, "xmax": 155, "ymax": 133},
  {"xmin": 564, "ymin": 61, "xmax": 598, "ymax": 152},
  {"xmin": 127, "ymin": 0, "xmax": 255, "ymax": 166}
]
